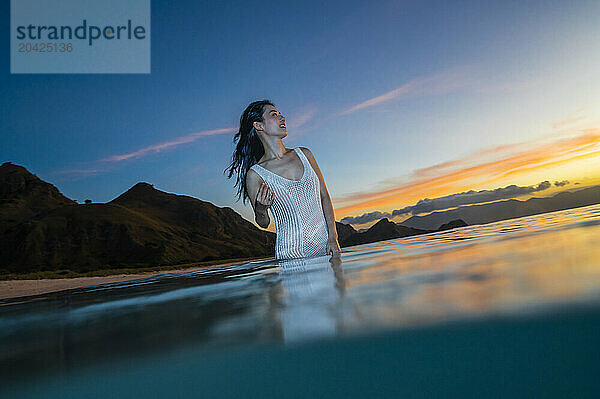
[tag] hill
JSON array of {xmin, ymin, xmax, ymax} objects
[
  {"xmin": 0, "ymin": 164, "xmax": 274, "ymax": 275},
  {"xmin": 0, "ymin": 162, "xmax": 75, "ymax": 231},
  {"xmin": 338, "ymin": 218, "xmax": 468, "ymax": 247},
  {"xmin": 401, "ymin": 186, "xmax": 600, "ymax": 230}
]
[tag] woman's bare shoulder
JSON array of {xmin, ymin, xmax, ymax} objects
[
  {"xmin": 245, "ymin": 168, "xmax": 263, "ymax": 185},
  {"xmin": 298, "ymin": 147, "xmax": 317, "ymax": 163}
]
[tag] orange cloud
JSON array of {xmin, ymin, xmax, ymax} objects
[
  {"xmin": 334, "ymin": 129, "xmax": 600, "ymax": 218},
  {"xmin": 552, "ymin": 107, "xmax": 587, "ymax": 130}
]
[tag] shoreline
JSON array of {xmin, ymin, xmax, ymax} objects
[{"xmin": 0, "ymin": 258, "xmax": 271, "ymax": 301}]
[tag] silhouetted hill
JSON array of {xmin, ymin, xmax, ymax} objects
[
  {"xmin": 110, "ymin": 182, "xmax": 259, "ymax": 240},
  {"xmin": 438, "ymin": 219, "xmax": 468, "ymax": 231},
  {"xmin": 0, "ymin": 162, "xmax": 75, "ymax": 232},
  {"xmin": 0, "ymin": 164, "xmax": 275, "ymax": 275},
  {"xmin": 339, "ymin": 218, "xmax": 432, "ymax": 247},
  {"xmin": 335, "ymin": 221, "xmax": 357, "ymax": 243},
  {"xmin": 401, "ymin": 186, "xmax": 600, "ymax": 230},
  {"xmin": 337, "ymin": 218, "xmax": 469, "ymax": 247}
]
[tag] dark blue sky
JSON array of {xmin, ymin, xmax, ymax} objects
[{"xmin": 3, "ymin": 0, "xmax": 599, "ymax": 226}]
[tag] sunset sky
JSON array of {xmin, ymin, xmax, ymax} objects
[{"xmin": 2, "ymin": 0, "xmax": 599, "ymax": 231}]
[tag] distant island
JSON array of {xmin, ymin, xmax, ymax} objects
[
  {"xmin": 335, "ymin": 218, "xmax": 468, "ymax": 247},
  {"xmin": 337, "ymin": 185, "xmax": 600, "ymax": 245},
  {"xmin": 1, "ymin": 162, "xmax": 598, "ymax": 278},
  {"xmin": 400, "ymin": 185, "xmax": 600, "ymax": 230}
]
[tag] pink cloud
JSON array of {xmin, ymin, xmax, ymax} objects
[
  {"xmin": 338, "ymin": 65, "xmax": 475, "ymax": 116},
  {"xmin": 100, "ymin": 127, "xmax": 236, "ymax": 162}
]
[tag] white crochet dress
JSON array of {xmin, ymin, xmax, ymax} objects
[{"xmin": 250, "ymin": 147, "xmax": 329, "ymax": 260}]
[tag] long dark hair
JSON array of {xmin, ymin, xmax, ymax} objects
[{"xmin": 224, "ymin": 99, "xmax": 274, "ymax": 204}]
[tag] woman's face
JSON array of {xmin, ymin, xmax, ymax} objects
[{"xmin": 255, "ymin": 105, "xmax": 286, "ymax": 137}]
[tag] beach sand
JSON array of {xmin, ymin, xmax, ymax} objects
[{"xmin": 0, "ymin": 259, "xmax": 266, "ymax": 301}]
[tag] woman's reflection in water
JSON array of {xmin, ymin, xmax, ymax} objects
[{"xmin": 275, "ymin": 254, "xmax": 346, "ymax": 344}]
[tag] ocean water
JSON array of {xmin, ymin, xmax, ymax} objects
[{"xmin": 2, "ymin": 204, "xmax": 600, "ymax": 398}]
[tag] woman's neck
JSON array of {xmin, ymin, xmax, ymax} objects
[{"xmin": 261, "ymin": 139, "xmax": 289, "ymax": 162}]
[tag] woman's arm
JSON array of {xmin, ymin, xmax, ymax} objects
[
  {"xmin": 246, "ymin": 169, "xmax": 273, "ymax": 228},
  {"xmin": 300, "ymin": 147, "xmax": 341, "ymax": 257}
]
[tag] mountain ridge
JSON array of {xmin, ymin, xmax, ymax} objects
[
  {"xmin": 3, "ymin": 162, "xmax": 598, "ymax": 275},
  {"xmin": 0, "ymin": 163, "xmax": 275, "ymax": 274},
  {"xmin": 401, "ymin": 186, "xmax": 600, "ymax": 230}
]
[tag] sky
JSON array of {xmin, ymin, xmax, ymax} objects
[{"xmin": 2, "ymin": 0, "xmax": 600, "ymax": 231}]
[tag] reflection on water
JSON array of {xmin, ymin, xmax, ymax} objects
[
  {"xmin": 2, "ymin": 204, "xmax": 600, "ymax": 390},
  {"xmin": 278, "ymin": 255, "xmax": 347, "ymax": 343}
]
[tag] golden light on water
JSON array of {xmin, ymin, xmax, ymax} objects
[{"xmin": 341, "ymin": 205, "xmax": 600, "ymax": 327}]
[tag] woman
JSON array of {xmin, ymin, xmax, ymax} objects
[{"xmin": 225, "ymin": 99, "xmax": 341, "ymax": 260}]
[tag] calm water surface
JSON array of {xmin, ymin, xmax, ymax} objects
[{"xmin": 2, "ymin": 204, "xmax": 600, "ymax": 398}]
